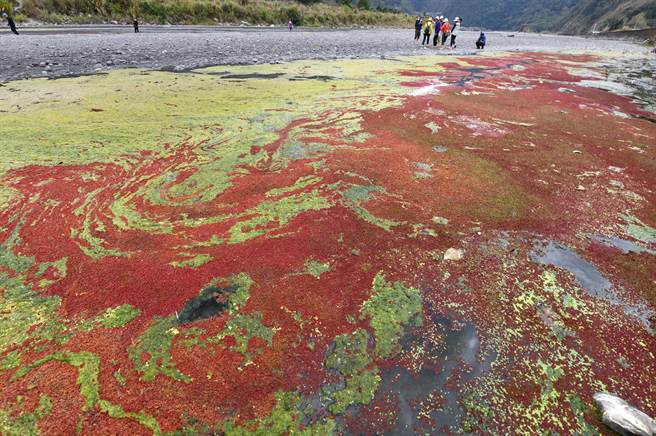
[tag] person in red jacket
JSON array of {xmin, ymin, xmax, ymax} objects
[{"xmin": 440, "ymin": 19, "xmax": 450, "ymax": 46}]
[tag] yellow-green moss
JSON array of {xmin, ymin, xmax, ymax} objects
[
  {"xmin": 360, "ymin": 272, "xmax": 422, "ymax": 358},
  {"xmin": 222, "ymin": 391, "xmax": 335, "ymax": 436}
]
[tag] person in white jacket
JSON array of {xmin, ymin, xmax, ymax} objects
[{"xmin": 450, "ymin": 17, "xmax": 462, "ymax": 48}]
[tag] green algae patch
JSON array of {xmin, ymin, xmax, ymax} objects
[
  {"xmin": 129, "ymin": 317, "xmax": 192, "ymax": 383},
  {"xmin": 0, "ymin": 350, "xmax": 21, "ymax": 371},
  {"xmin": 99, "ymin": 304, "xmax": 141, "ymax": 328},
  {"xmin": 229, "ymin": 189, "xmax": 332, "ymax": 244},
  {"xmin": 325, "ymin": 329, "xmax": 371, "ymax": 376},
  {"xmin": 222, "ymin": 391, "xmax": 335, "ymax": 436},
  {"xmin": 0, "ymin": 224, "xmax": 35, "ymax": 274},
  {"xmin": 621, "ymin": 213, "xmax": 656, "ymax": 244},
  {"xmin": 0, "ymin": 395, "xmax": 52, "ymax": 436},
  {"xmin": 329, "ymin": 369, "xmax": 381, "ymax": 415},
  {"xmin": 98, "ymin": 400, "xmax": 162, "ymax": 435},
  {"xmin": 224, "ymin": 273, "xmax": 254, "ymax": 314},
  {"xmin": 12, "ymin": 351, "xmax": 100, "ymax": 410},
  {"xmin": 208, "ymin": 312, "xmax": 275, "ymax": 366},
  {"xmin": 339, "ymin": 184, "xmax": 402, "ymax": 232},
  {"xmin": 35, "ymin": 257, "xmax": 68, "ymax": 288},
  {"xmin": 360, "ymin": 272, "xmax": 422, "ymax": 359},
  {"xmin": 71, "ymin": 213, "xmax": 132, "ymax": 260},
  {"xmin": 304, "ymin": 259, "xmax": 331, "ymax": 278},
  {"xmin": 0, "ymin": 274, "xmax": 65, "ymax": 354},
  {"xmin": 170, "ymin": 253, "xmax": 213, "ymax": 269},
  {"xmin": 10, "ymin": 351, "xmax": 161, "ymax": 434},
  {"xmin": 266, "ymin": 176, "xmax": 322, "ymax": 198},
  {"xmin": 0, "ymin": 56, "xmax": 417, "ymax": 175},
  {"xmin": 323, "ymin": 329, "xmax": 381, "ymax": 414}
]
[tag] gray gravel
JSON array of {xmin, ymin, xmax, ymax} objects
[{"xmin": 0, "ymin": 26, "xmax": 647, "ymax": 83}]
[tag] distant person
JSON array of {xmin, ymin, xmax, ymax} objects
[
  {"xmin": 450, "ymin": 18, "xmax": 461, "ymax": 48},
  {"xmin": 476, "ymin": 32, "xmax": 486, "ymax": 49},
  {"xmin": 414, "ymin": 16, "xmax": 422, "ymax": 41},
  {"xmin": 440, "ymin": 18, "xmax": 450, "ymax": 45},
  {"xmin": 288, "ymin": 20, "xmax": 293, "ymax": 31},
  {"xmin": 133, "ymin": 17, "xmax": 140, "ymax": 33},
  {"xmin": 433, "ymin": 16, "xmax": 442, "ymax": 46},
  {"xmin": 421, "ymin": 16, "xmax": 434, "ymax": 46},
  {"xmin": 2, "ymin": 11, "xmax": 18, "ymax": 35}
]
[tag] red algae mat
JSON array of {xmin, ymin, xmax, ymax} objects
[{"xmin": 0, "ymin": 51, "xmax": 655, "ymax": 434}]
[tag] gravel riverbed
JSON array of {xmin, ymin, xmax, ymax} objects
[{"xmin": 0, "ymin": 26, "xmax": 648, "ymax": 83}]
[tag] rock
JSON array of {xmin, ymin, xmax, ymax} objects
[
  {"xmin": 444, "ymin": 248, "xmax": 464, "ymax": 261},
  {"xmin": 576, "ymin": 185, "xmax": 586, "ymax": 191},
  {"xmin": 432, "ymin": 216, "xmax": 449, "ymax": 226},
  {"xmin": 594, "ymin": 393, "xmax": 656, "ymax": 436}
]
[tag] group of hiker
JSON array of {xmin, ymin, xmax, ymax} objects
[{"xmin": 414, "ymin": 15, "xmax": 487, "ymax": 50}]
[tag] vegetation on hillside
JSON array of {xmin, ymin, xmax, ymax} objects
[
  {"xmin": 374, "ymin": 0, "xmax": 655, "ymax": 34},
  {"xmin": 15, "ymin": 0, "xmax": 413, "ymax": 26},
  {"xmin": 558, "ymin": 0, "xmax": 656, "ymax": 34}
]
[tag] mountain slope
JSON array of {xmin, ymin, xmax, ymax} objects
[
  {"xmin": 376, "ymin": 0, "xmax": 656, "ymax": 33},
  {"xmin": 558, "ymin": 0, "xmax": 656, "ymax": 34}
]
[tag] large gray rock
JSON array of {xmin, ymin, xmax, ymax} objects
[{"xmin": 594, "ymin": 393, "xmax": 656, "ymax": 436}]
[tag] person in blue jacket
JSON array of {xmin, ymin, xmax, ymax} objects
[
  {"xmin": 476, "ymin": 32, "xmax": 487, "ymax": 49},
  {"xmin": 433, "ymin": 16, "xmax": 443, "ymax": 46}
]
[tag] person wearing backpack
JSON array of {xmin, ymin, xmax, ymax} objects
[
  {"xmin": 433, "ymin": 16, "xmax": 443, "ymax": 46},
  {"xmin": 440, "ymin": 18, "xmax": 450, "ymax": 46},
  {"xmin": 414, "ymin": 16, "xmax": 423, "ymax": 41},
  {"xmin": 422, "ymin": 16, "xmax": 434, "ymax": 46}
]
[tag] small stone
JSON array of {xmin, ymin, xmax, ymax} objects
[
  {"xmin": 432, "ymin": 216, "xmax": 449, "ymax": 226},
  {"xmin": 576, "ymin": 185, "xmax": 587, "ymax": 191},
  {"xmin": 573, "ymin": 150, "xmax": 582, "ymax": 154},
  {"xmin": 444, "ymin": 248, "xmax": 464, "ymax": 261}
]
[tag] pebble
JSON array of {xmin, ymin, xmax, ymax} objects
[{"xmin": 444, "ymin": 248, "xmax": 464, "ymax": 261}]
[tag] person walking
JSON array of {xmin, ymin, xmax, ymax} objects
[
  {"xmin": 414, "ymin": 16, "xmax": 422, "ymax": 41},
  {"xmin": 133, "ymin": 17, "xmax": 140, "ymax": 33},
  {"xmin": 440, "ymin": 18, "xmax": 450, "ymax": 46},
  {"xmin": 476, "ymin": 32, "xmax": 486, "ymax": 49},
  {"xmin": 288, "ymin": 20, "xmax": 293, "ymax": 31},
  {"xmin": 433, "ymin": 16, "xmax": 443, "ymax": 46},
  {"xmin": 421, "ymin": 16, "xmax": 433, "ymax": 46},
  {"xmin": 2, "ymin": 10, "xmax": 19, "ymax": 35}
]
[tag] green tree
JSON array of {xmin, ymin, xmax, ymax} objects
[{"xmin": 357, "ymin": 0, "xmax": 369, "ymax": 9}]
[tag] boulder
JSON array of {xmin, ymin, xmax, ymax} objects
[{"xmin": 594, "ymin": 393, "xmax": 656, "ymax": 436}]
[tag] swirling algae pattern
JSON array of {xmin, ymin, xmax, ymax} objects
[{"xmin": 0, "ymin": 52, "xmax": 655, "ymax": 434}]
